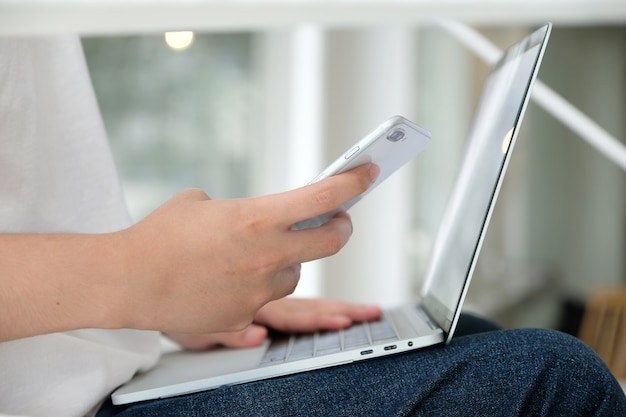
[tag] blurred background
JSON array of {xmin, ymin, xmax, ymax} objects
[{"xmin": 2, "ymin": 1, "xmax": 624, "ymax": 335}]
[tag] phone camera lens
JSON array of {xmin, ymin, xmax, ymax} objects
[{"xmin": 387, "ymin": 128, "xmax": 406, "ymax": 142}]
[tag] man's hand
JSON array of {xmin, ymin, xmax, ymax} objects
[
  {"xmin": 166, "ymin": 298, "xmax": 382, "ymax": 351},
  {"xmin": 0, "ymin": 164, "xmax": 379, "ymax": 342},
  {"xmin": 120, "ymin": 163, "xmax": 379, "ymax": 336}
]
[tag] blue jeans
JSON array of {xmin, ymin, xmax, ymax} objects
[{"xmin": 98, "ymin": 314, "xmax": 626, "ymax": 416}]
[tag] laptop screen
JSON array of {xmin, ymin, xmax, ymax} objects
[{"xmin": 420, "ymin": 24, "xmax": 551, "ymax": 341}]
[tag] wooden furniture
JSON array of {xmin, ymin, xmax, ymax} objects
[{"xmin": 579, "ymin": 287, "xmax": 626, "ymax": 379}]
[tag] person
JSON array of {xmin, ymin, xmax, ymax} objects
[{"xmin": 0, "ymin": 37, "xmax": 624, "ymax": 417}]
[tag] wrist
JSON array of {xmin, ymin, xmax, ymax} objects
[
  {"xmin": 53, "ymin": 231, "xmax": 135, "ymax": 333},
  {"xmin": 91, "ymin": 229, "xmax": 144, "ymax": 331},
  {"xmin": 0, "ymin": 232, "xmax": 136, "ymax": 341}
]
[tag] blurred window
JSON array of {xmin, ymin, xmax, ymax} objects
[{"xmin": 83, "ymin": 33, "xmax": 258, "ymax": 221}]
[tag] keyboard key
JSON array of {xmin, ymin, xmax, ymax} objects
[
  {"xmin": 343, "ymin": 323, "xmax": 371, "ymax": 349},
  {"xmin": 315, "ymin": 331, "xmax": 342, "ymax": 356},
  {"xmin": 285, "ymin": 334, "xmax": 315, "ymax": 362},
  {"xmin": 369, "ymin": 318, "xmax": 399, "ymax": 343},
  {"xmin": 260, "ymin": 338, "xmax": 290, "ymax": 365}
]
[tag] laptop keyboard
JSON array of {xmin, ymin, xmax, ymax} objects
[{"xmin": 260, "ymin": 315, "xmax": 400, "ymax": 366}]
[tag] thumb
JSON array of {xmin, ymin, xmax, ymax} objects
[{"xmin": 166, "ymin": 325, "xmax": 268, "ymax": 351}]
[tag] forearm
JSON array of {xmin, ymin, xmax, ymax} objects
[{"xmin": 0, "ymin": 232, "xmax": 130, "ymax": 341}]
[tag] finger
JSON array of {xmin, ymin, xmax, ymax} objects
[
  {"xmin": 259, "ymin": 163, "xmax": 379, "ymax": 227},
  {"xmin": 208, "ymin": 325, "xmax": 268, "ymax": 348},
  {"xmin": 283, "ymin": 212, "xmax": 353, "ymax": 263},
  {"xmin": 338, "ymin": 304, "xmax": 382, "ymax": 323},
  {"xmin": 255, "ymin": 298, "xmax": 383, "ymax": 333},
  {"xmin": 291, "ymin": 305, "xmax": 382, "ymax": 331},
  {"xmin": 276, "ymin": 313, "xmax": 352, "ymax": 333},
  {"xmin": 270, "ymin": 264, "xmax": 302, "ymax": 301},
  {"xmin": 169, "ymin": 325, "xmax": 269, "ymax": 351}
]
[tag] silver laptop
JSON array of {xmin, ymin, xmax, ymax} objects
[{"xmin": 112, "ymin": 23, "xmax": 552, "ymax": 405}]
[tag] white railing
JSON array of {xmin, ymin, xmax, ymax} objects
[
  {"xmin": 438, "ymin": 19, "xmax": 626, "ymax": 173},
  {"xmin": 1, "ymin": 0, "xmax": 626, "ymax": 36}
]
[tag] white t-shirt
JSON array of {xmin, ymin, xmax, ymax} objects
[{"xmin": 0, "ymin": 37, "xmax": 161, "ymax": 417}]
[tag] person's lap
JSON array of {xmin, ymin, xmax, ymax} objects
[{"xmin": 99, "ymin": 314, "xmax": 626, "ymax": 417}]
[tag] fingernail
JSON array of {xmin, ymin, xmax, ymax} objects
[
  {"xmin": 369, "ymin": 164, "xmax": 380, "ymax": 183},
  {"xmin": 243, "ymin": 326, "xmax": 267, "ymax": 344}
]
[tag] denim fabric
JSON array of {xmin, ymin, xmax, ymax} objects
[{"xmin": 98, "ymin": 314, "xmax": 626, "ymax": 416}]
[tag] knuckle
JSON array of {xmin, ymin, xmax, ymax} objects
[
  {"xmin": 284, "ymin": 286, "xmax": 297, "ymax": 297},
  {"xmin": 313, "ymin": 184, "xmax": 338, "ymax": 210},
  {"xmin": 252, "ymin": 252, "xmax": 283, "ymax": 275},
  {"xmin": 229, "ymin": 317, "xmax": 255, "ymax": 333},
  {"xmin": 282, "ymin": 268, "xmax": 301, "ymax": 296},
  {"xmin": 324, "ymin": 231, "xmax": 345, "ymax": 255},
  {"xmin": 290, "ymin": 263, "xmax": 302, "ymax": 278},
  {"xmin": 242, "ymin": 216, "xmax": 266, "ymax": 235},
  {"xmin": 239, "ymin": 207, "xmax": 273, "ymax": 235},
  {"xmin": 181, "ymin": 187, "xmax": 210, "ymax": 200},
  {"xmin": 358, "ymin": 171, "xmax": 373, "ymax": 193}
]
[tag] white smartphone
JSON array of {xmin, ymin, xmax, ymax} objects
[{"xmin": 292, "ymin": 115, "xmax": 431, "ymax": 230}]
